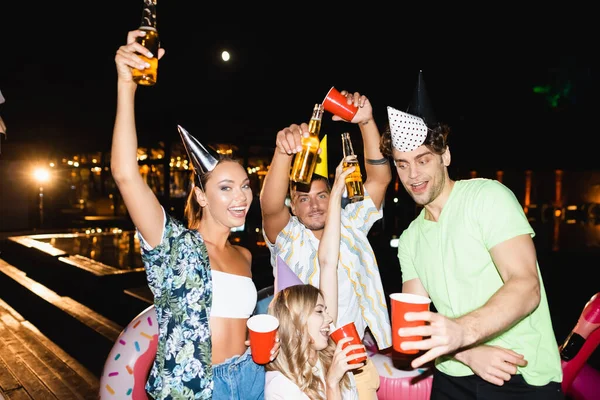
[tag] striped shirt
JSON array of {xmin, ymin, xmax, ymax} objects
[{"xmin": 265, "ymin": 193, "xmax": 392, "ymax": 350}]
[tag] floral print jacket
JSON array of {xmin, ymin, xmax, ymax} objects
[{"xmin": 139, "ymin": 213, "xmax": 213, "ymax": 399}]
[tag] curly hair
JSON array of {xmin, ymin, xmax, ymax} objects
[
  {"xmin": 184, "ymin": 156, "xmax": 240, "ymax": 230},
  {"xmin": 266, "ymin": 284, "xmax": 351, "ymax": 400},
  {"xmin": 380, "ymin": 122, "xmax": 451, "ymax": 157}
]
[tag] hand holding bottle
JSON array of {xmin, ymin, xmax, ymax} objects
[
  {"xmin": 341, "ymin": 132, "xmax": 364, "ymax": 202},
  {"xmin": 330, "ymin": 90, "xmax": 373, "ymax": 126},
  {"xmin": 115, "ymin": 30, "xmax": 165, "ymax": 85},
  {"xmin": 290, "ymin": 104, "xmax": 324, "ymax": 184},
  {"xmin": 331, "ymin": 157, "xmax": 356, "ymax": 198},
  {"xmin": 275, "ymin": 123, "xmax": 309, "ymax": 156}
]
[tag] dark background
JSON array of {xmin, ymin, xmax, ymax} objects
[{"xmin": 0, "ymin": 4, "xmax": 597, "ymax": 170}]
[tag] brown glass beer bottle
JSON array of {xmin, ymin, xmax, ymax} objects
[
  {"xmin": 341, "ymin": 132, "xmax": 364, "ymax": 202},
  {"xmin": 290, "ymin": 104, "xmax": 324, "ymax": 185},
  {"xmin": 132, "ymin": 0, "xmax": 159, "ymax": 86}
]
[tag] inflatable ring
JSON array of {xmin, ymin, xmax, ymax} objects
[
  {"xmin": 99, "ymin": 305, "xmax": 158, "ymax": 399},
  {"xmin": 568, "ymin": 362, "xmax": 600, "ymax": 400},
  {"xmin": 370, "ymin": 351, "xmax": 433, "ymax": 400},
  {"xmin": 362, "ymin": 332, "xmax": 432, "ymax": 400},
  {"xmin": 560, "ymin": 292, "xmax": 600, "ymax": 399}
]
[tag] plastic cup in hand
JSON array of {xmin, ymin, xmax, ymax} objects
[
  {"xmin": 390, "ymin": 293, "xmax": 431, "ymax": 354},
  {"xmin": 247, "ymin": 314, "xmax": 279, "ymax": 364},
  {"xmin": 330, "ymin": 322, "xmax": 367, "ymax": 364},
  {"xmin": 322, "ymin": 87, "xmax": 359, "ymax": 121}
]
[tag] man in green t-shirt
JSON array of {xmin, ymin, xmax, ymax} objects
[{"xmin": 379, "ymin": 71, "xmax": 563, "ymax": 399}]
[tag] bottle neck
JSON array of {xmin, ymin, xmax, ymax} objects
[
  {"xmin": 342, "ymin": 133, "xmax": 355, "ymax": 156},
  {"xmin": 140, "ymin": 0, "xmax": 158, "ymax": 29},
  {"xmin": 308, "ymin": 104, "xmax": 323, "ymax": 136},
  {"xmin": 308, "ymin": 117, "xmax": 321, "ymax": 136}
]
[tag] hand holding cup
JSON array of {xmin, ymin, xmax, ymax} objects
[
  {"xmin": 329, "ymin": 322, "xmax": 367, "ymax": 364},
  {"xmin": 390, "ymin": 293, "xmax": 431, "ymax": 355},
  {"xmin": 246, "ymin": 314, "xmax": 280, "ymax": 364},
  {"xmin": 323, "ymin": 87, "xmax": 373, "ymax": 125},
  {"xmin": 327, "ymin": 336, "xmax": 368, "ymax": 386}
]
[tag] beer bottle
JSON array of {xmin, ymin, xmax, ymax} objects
[
  {"xmin": 341, "ymin": 132, "xmax": 364, "ymax": 202},
  {"xmin": 290, "ymin": 104, "xmax": 324, "ymax": 185},
  {"xmin": 132, "ymin": 0, "xmax": 159, "ymax": 86}
]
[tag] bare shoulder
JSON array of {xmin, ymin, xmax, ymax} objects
[{"xmin": 233, "ymin": 244, "xmax": 252, "ymax": 265}]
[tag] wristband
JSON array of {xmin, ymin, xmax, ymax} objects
[{"xmin": 365, "ymin": 157, "xmax": 388, "ymax": 165}]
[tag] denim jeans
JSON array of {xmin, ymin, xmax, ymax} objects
[{"xmin": 213, "ymin": 347, "xmax": 265, "ymax": 399}]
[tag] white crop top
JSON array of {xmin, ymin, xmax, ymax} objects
[{"xmin": 210, "ymin": 270, "xmax": 257, "ymax": 318}]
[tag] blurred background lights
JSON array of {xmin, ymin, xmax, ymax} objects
[{"xmin": 33, "ymin": 167, "xmax": 50, "ymax": 183}]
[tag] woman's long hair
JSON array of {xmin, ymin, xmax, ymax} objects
[{"xmin": 266, "ymin": 284, "xmax": 351, "ymax": 400}]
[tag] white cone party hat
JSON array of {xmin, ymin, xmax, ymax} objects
[{"xmin": 387, "ymin": 106, "xmax": 428, "ymax": 152}]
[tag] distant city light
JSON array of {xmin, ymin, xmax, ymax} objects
[
  {"xmin": 221, "ymin": 51, "xmax": 231, "ymax": 62},
  {"xmin": 33, "ymin": 167, "xmax": 50, "ymax": 183}
]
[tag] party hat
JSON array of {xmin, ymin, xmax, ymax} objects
[
  {"xmin": 387, "ymin": 106, "xmax": 428, "ymax": 152},
  {"xmin": 275, "ymin": 255, "xmax": 303, "ymax": 294},
  {"xmin": 178, "ymin": 125, "xmax": 219, "ymax": 175},
  {"xmin": 313, "ymin": 134, "xmax": 328, "ymax": 178},
  {"xmin": 407, "ymin": 70, "xmax": 437, "ymax": 128}
]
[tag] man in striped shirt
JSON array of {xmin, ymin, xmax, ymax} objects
[{"xmin": 260, "ymin": 90, "xmax": 392, "ymax": 400}]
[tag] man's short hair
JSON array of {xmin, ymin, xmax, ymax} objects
[{"xmin": 289, "ymin": 174, "xmax": 331, "ymax": 197}]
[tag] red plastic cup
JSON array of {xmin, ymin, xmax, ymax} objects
[
  {"xmin": 390, "ymin": 293, "xmax": 431, "ymax": 354},
  {"xmin": 322, "ymin": 86, "xmax": 359, "ymax": 121},
  {"xmin": 247, "ymin": 314, "xmax": 279, "ymax": 364},
  {"xmin": 330, "ymin": 322, "xmax": 367, "ymax": 364}
]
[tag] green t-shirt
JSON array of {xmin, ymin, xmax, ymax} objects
[{"xmin": 398, "ymin": 178, "xmax": 562, "ymax": 386}]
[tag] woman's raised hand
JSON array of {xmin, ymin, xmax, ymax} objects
[
  {"xmin": 114, "ymin": 29, "xmax": 165, "ymax": 83},
  {"xmin": 326, "ymin": 337, "xmax": 367, "ymax": 386}
]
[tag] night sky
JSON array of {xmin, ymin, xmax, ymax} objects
[{"xmin": 0, "ymin": 4, "xmax": 596, "ymax": 170}]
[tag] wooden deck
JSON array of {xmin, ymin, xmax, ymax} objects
[
  {"xmin": 0, "ymin": 297, "xmax": 99, "ymax": 399},
  {"xmin": 0, "ymin": 255, "xmax": 133, "ymax": 399}
]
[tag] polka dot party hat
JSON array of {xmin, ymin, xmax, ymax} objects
[{"xmin": 387, "ymin": 106, "xmax": 428, "ymax": 152}]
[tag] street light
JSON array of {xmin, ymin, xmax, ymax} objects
[{"xmin": 33, "ymin": 167, "xmax": 50, "ymax": 228}]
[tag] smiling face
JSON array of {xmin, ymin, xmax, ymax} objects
[
  {"xmin": 290, "ymin": 179, "xmax": 330, "ymax": 231},
  {"xmin": 195, "ymin": 160, "xmax": 252, "ymax": 229},
  {"xmin": 307, "ymin": 294, "xmax": 333, "ymax": 351},
  {"xmin": 393, "ymin": 144, "xmax": 451, "ymax": 207}
]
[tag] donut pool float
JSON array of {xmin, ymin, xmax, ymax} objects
[
  {"xmin": 368, "ymin": 351, "xmax": 432, "ymax": 400},
  {"xmin": 362, "ymin": 333, "xmax": 433, "ymax": 399},
  {"xmin": 99, "ymin": 305, "xmax": 158, "ymax": 399},
  {"xmin": 560, "ymin": 292, "xmax": 600, "ymax": 400}
]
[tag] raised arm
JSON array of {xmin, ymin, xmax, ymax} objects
[
  {"xmin": 331, "ymin": 91, "xmax": 391, "ymax": 210},
  {"xmin": 110, "ymin": 29, "xmax": 165, "ymax": 247},
  {"xmin": 260, "ymin": 123, "xmax": 307, "ymax": 243},
  {"xmin": 318, "ymin": 158, "xmax": 354, "ymax": 324}
]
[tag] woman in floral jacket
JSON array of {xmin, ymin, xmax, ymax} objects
[{"xmin": 111, "ymin": 29, "xmax": 270, "ymax": 399}]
